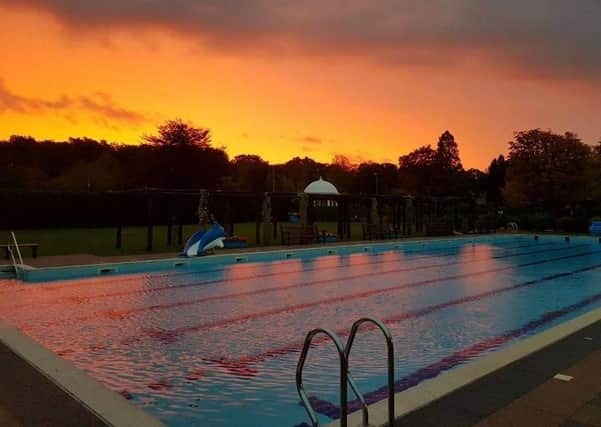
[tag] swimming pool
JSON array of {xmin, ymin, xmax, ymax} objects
[{"xmin": 1, "ymin": 235, "xmax": 600, "ymax": 426}]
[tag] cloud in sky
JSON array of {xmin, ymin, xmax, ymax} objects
[
  {"xmin": 2, "ymin": 0, "xmax": 601, "ymax": 81},
  {"xmin": 299, "ymin": 136, "xmax": 322, "ymax": 144},
  {"xmin": 0, "ymin": 79, "xmax": 147, "ymax": 125}
]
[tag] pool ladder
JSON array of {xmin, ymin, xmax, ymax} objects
[
  {"xmin": 7, "ymin": 231, "xmax": 23, "ymax": 280},
  {"xmin": 296, "ymin": 317, "xmax": 395, "ymax": 427}
]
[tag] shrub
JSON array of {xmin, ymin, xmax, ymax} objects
[
  {"xmin": 530, "ymin": 212, "xmax": 555, "ymax": 231},
  {"xmin": 556, "ymin": 216, "xmax": 589, "ymax": 233}
]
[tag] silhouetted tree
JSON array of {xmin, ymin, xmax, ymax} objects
[
  {"xmin": 398, "ymin": 132, "xmax": 467, "ymax": 197},
  {"xmin": 354, "ymin": 162, "xmax": 399, "ymax": 194},
  {"xmin": 230, "ymin": 154, "xmax": 270, "ymax": 192},
  {"xmin": 436, "ymin": 130, "xmax": 463, "ymax": 172},
  {"xmin": 504, "ymin": 129, "xmax": 591, "ymax": 210},
  {"xmin": 143, "ymin": 119, "xmax": 211, "ymax": 148},
  {"xmin": 278, "ymin": 157, "xmax": 324, "ymax": 192},
  {"xmin": 398, "ymin": 145, "xmax": 438, "ymax": 195},
  {"xmin": 486, "ymin": 155, "xmax": 508, "ymax": 204},
  {"xmin": 324, "ymin": 155, "xmax": 356, "ymax": 193}
]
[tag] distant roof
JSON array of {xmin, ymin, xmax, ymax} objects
[{"xmin": 304, "ymin": 177, "xmax": 339, "ymax": 195}]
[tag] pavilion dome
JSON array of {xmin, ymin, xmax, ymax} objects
[{"xmin": 304, "ymin": 177, "xmax": 339, "ymax": 195}]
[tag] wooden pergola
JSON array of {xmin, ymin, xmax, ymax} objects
[{"xmin": 116, "ymin": 188, "xmax": 466, "ymax": 252}]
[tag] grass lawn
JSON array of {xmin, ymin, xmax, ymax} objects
[{"xmin": 2, "ymin": 222, "xmax": 365, "ymax": 257}]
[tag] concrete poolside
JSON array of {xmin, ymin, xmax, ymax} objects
[
  {"xmin": 11, "ymin": 234, "xmax": 485, "ymax": 269},
  {"xmin": 395, "ymin": 319, "xmax": 601, "ymax": 427}
]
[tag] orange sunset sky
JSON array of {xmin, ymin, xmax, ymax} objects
[{"xmin": 0, "ymin": 1, "xmax": 600, "ymax": 169}]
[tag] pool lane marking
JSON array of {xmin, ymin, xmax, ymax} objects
[
  {"xmin": 204, "ymin": 260, "xmax": 601, "ymax": 373},
  {"xmin": 122, "ymin": 249, "xmax": 600, "ymax": 347},
  {"xmin": 17, "ymin": 242, "xmax": 570, "ymax": 312},
  {"xmin": 12, "ymin": 240, "xmax": 550, "ymax": 300},
  {"xmin": 91, "ymin": 244, "xmax": 588, "ymax": 318},
  {"xmin": 305, "ymin": 287, "xmax": 601, "ymax": 421},
  {"xmin": 31, "ymin": 244, "xmax": 589, "ymax": 328}
]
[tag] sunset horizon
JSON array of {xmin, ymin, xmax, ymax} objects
[
  {"xmin": 2, "ymin": 1, "xmax": 600, "ymax": 169},
  {"xmin": 2, "ymin": 3, "xmax": 601, "ymax": 427}
]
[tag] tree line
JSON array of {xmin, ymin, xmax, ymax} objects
[{"xmin": 1, "ymin": 119, "xmax": 600, "ymax": 219}]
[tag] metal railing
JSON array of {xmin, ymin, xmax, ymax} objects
[
  {"xmin": 296, "ymin": 318, "xmax": 396, "ymax": 427},
  {"xmin": 7, "ymin": 231, "xmax": 23, "ymax": 279},
  {"xmin": 296, "ymin": 328, "xmax": 349, "ymax": 427},
  {"xmin": 345, "ymin": 317, "xmax": 395, "ymax": 427}
]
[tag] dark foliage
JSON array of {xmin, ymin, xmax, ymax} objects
[{"xmin": 2, "ymin": 122, "xmax": 601, "ymax": 231}]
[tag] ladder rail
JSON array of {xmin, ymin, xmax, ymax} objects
[
  {"xmin": 296, "ymin": 328, "xmax": 348, "ymax": 427},
  {"xmin": 346, "ymin": 371, "xmax": 369, "ymax": 427},
  {"xmin": 9, "ymin": 232, "xmax": 23, "ymax": 265},
  {"xmin": 345, "ymin": 317, "xmax": 395, "ymax": 427},
  {"xmin": 7, "ymin": 232, "xmax": 22, "ymax": 279}
]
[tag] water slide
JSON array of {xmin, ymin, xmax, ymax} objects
[{"xmin": 181, "ymin": 223, "xmax": 226, "ymax": 257}]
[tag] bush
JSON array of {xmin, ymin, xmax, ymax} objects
[
  {"xmin": 556, "ymin": 216, "xmax": 589, "ymax": 233},
  {"xmin": 474, "ymin": 213, "xmax": 501, "ymax": 231},
  {"xmin": 528, "ymin": 212, "xmax": 555, "ymax": 231}
]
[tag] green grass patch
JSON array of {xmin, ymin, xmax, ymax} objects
[{"xmin": 3, "ymin": 222, "xmax": 366, "ymax": 257}]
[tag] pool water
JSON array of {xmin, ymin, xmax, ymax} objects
[{"xmin": 1, "ymin": 235, "xmax": 601, "ymax": 426}]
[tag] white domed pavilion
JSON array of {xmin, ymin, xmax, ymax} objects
[{"xmin": 303, "ymin": 177, "xmax": 339, "ymax": 195}]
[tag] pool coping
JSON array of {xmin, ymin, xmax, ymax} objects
[
  {"xmin": 323, "ymin": 305, "xmax": 601, "ymax": 427},
  {"xmin": 0, "ymin": 319, "xmax": 166, "ymax": 427},
  {"xmin": 14, "ymin": 233, "xmax": 585, "ymax": 283}
]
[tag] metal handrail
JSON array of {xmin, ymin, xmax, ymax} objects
[
  {"xmin": 345, "ymin": 317, "xmax": 395, "ymax": 427},
  {"xmin": 346, "ymin": 370, "xmax": 369, "ymax": 426},
  {"xmin": 9, "ymin": 232, "xmax": 23, "ymax": 265},
  {"xmin": 296, "ymin": 328, "xmax": 349, "ymax": 427},
  {"xmin": 7, "ymin": 233, "xmax": 22, "ymax": 280}
]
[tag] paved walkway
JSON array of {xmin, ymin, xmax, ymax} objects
[
  {"xmin": 396, "ymin": 320, "xmax": 601, "ymax": 427},
  {"xmin": 476, "ymin": 349, "xmax": 601, "ymax": 427}
]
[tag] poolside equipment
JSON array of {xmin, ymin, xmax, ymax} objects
[
  {"xmin": 319, "ymin": 232, "xmax": 338, "ymax": 243},
  {"xmin": 297, "ymin": 317, "xmax": 394, "ymax": 427},
  {"xmin": 507, "ymin": 222, "xmax": 519, "ymax": 233},
  {"xmin": 181, "ymin": 223, "xmax": 226, "ymax": 257},
  {"xmin": 590, "ymin": 221, "xmax": 601, "ymax": 237}
]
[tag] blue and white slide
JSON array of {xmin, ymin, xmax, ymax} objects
[{"xmin": 181, "ymin": 223, "xmax": 226, "ymax": 256}]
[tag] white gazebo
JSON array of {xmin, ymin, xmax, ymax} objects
[
  {"xmin": 304, "ymin": 177, "xmax": 339, "ymax": 207},
  {"xmin": 303, "ymin": 177, "xmax": 339, "ymax": 195}
]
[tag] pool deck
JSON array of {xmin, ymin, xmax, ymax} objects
[
  {"xmin": 395, "ymin": 318, "xmax": 601, "ymax": 427},
  {"xmin": 12, "ymin": 234, "xmax": 490, "ymax": 269}
]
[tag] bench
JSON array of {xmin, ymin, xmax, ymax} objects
[
  {"xmin": 1, "ymin": 243, "xmax": 39, "ymax": 259},
  {"xmin": 361, "ymin": 223, "xmax": 399, "ymax": 240},
  {"xmin": 280, "ymin": 224, "xmax": 318, "ymax": 245}
]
